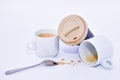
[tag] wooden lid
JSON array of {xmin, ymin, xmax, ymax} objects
[{"xmin": 58, "ymin": 15, "xmax": 88, "ymax": 45}]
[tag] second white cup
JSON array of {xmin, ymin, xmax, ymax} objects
[
  {"xmin": 28, "ymin": 29, "xmax": 59, "ymax": 58},
  {"xmin": 79, "ymin": 36, "xmax": 113, "ymax": 69}
]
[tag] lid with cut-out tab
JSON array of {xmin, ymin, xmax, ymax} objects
[{"xmin": 58, "ymin": 15, "xmax": 88, "ymax": 45}]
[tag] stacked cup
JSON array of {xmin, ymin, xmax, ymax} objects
[{"xmin": 58, "ymin": 15, "xmax": 94, "ymax": 53}]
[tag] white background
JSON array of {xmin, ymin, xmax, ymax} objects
[{"xmin": 0, "ymin": 0, "xmax": 120, "ymax": 80}]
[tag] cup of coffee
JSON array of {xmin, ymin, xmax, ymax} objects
[
  {"xmin": 27, "ymin": 29, "xmax": 59, "ymax": 58},
  {"xmin": 79, "ymin": 36, "xmax": 113, "ymax": 69},
  {"xmin": 58, "ymin": 15, "xmax": 94, "ymax": 53}
]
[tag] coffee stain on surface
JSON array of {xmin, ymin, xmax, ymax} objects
[
  {"xmin": 70, "ymin": 60, "xmax": 74, "ymax": 63},
  {"xmin": 58, "ymin": 61, "xmax": 67, "ymax": 65},
  {"xmin": 58, "ymin": 59, "xmax": 81, "ymax": 66},
  {"xmin": 77, "ymin": 60, "xmax": 81, "ymax": 63}
]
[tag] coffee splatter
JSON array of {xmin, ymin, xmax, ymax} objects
[
  {"xmin": 77, "ymin": 60, "xmax": 81, "ymax": 63},
  {"xmin": 58, "ymin": 59, "xmax": 81, "ymax": 66},
  {"xmin": 58, "ymin": 61, "xmax": 67, "ymax": 65},
  {"xmin": 70, "ymin": 60, "xmax": 74, "ymax": 63}
]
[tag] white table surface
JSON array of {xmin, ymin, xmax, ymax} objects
[{"xmin": 0, "ymin": 0, "xmax": 120, "ymax": 80}]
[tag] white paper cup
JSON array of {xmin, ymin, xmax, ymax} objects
[
  {"xmin": 59, "ymin": 29, "xmax": 94, "ymax": 54},
  {"xmin": 59, "ymin": 39, "xmax": 79, "ymax": 53}
]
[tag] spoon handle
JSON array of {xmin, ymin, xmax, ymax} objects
[{"xmin": 5, "ymin": 63, "xmax": 41, "ymax": 75}]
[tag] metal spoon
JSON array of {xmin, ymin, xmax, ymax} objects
[{"xmin": 5, "ymin": 60, "xmax": 58, "ymax": 75}]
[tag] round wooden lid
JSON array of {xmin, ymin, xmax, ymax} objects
[{"xmin": 58, "ymin": 15, "xmax": 88, "ymax": 45}]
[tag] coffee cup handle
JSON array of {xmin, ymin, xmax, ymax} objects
[
  {"xmin": 27, "ymin": 42, "xmax": 36, "ymax": 52},
  {"xmin": 100, "ymin": 57, "xmax": 113, "ymax": 70}
]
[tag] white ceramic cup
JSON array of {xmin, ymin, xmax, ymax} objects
[
  {"xmin": 79, "ymin": 36, "xmax": 113, "ymax": 69},
  {"xmin": 27, "ymin": 29, "xmax": 59, "ymax": 58}
]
